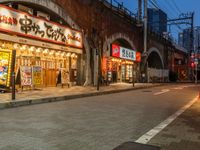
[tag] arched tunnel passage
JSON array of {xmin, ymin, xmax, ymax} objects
[
  {"xmin": 112, "ymin": 38, "xmax": 133, "ymax": 49},
  {"xmin": 102, "ymin": 38, "xmax": 136, "ymax": 84},
  {"xmin": 147, "ymin": 51, "xmax": 163, "ymax": 69}
]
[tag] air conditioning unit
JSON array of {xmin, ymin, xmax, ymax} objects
[
  {"xmin": 37, "ymin": 11, "xmax": 50, "ymax": 20},
  {"xmin": 18, "ymin": 4, "xmax": 33, "ymax": 14}
]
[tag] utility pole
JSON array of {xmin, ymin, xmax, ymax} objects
[
  {"xmin": 190, "ymin": 12, "xmax": 195, "ymax": 82},
  {"xmin": 143, "ymin": 0, "xmax": 148, "ymax": 83},
  {"xmin": 144, "ymin": 0, "xmax": 147, "ymax": 55},
  {"xmin": 137, "ymin": 0, "xmax": 142, "ymax": 24}
]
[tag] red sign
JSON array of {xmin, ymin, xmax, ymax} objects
[
  {"xmin": 136, "ymin": 52, "xmax": 141, "ymax": 62},
  {"xmin": 111, "ymin": 44, "xmax": 120, "ymax": 57}
]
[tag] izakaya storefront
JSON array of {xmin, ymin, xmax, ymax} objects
[
  {"xmin": 102, "ymin": 44, "xmax": 141, "ymax": 83},
  {"xmin": 0, "ymin": 5, "xmax": 83, "ymax": 90}
]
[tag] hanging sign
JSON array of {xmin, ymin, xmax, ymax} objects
[
  {"xmin": 0, "ymin": 49, "xmax": 12, "ymax": 87},
  {"xmin": 0, "ymin": 4, "xmax": 83, "ymax": 48},
  {"xmin": 32, "ymin": 66, "xmax": 42, "ymax": 86},
  {"xmin": 20, "ymin": 66, "xmax": 32, "ymax": 86},
  {"xmin": 111, "ymin": 44, "xmax": 138, "ymax": 61},
  {"xmin": 136, "ymin": 52, "xmax": 141, "ymax": 62},
  {"xmin": 61, "ymin": 68, "xmax": 70, "ymax": 84}
]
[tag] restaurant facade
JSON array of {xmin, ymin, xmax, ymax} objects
[
  {"xmin": 0, "ymin": 4, "xmax": 83, "ymax": 90},
  {"xmin": 102, "ymin": 43, "xmax": 141, "ymax": 83}
]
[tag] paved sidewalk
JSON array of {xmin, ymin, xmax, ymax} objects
[{"xmin": 0, "ymin": 83, "xmax": 161, "ymax": 109}]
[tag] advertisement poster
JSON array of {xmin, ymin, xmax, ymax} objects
[
  {"xmin": 32, "ymin": 66, "xmax": 42, "ymax": 86},
  {"xmin": 0, "ymin": 50, "xmax": 11, "ymax": 87},
  {"xmin": 61, "ymin": 68, "xmax": 69, "ymax": 84},
  {"xmin": 20, "ymin": 66, "xmax": 32, "ymax": 86}
]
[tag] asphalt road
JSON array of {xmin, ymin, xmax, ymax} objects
[{"xmin": 0, "ymin": 84, "xmax": 199, "ymax": 150}]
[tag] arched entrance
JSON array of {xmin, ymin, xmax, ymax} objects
[
  {"xmin": 147, "ymin": 47, "xmax": 164, "ymax": 69},
  {"xmin": 102, "ymin": 35, "xmax": 138, "ymax": 84},
  {"xmin": 145, "ymin": 47, "xmax": 166, "ymax": 82}
]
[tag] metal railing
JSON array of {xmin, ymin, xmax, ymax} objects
[{"xmin": 99, "ymin": 0, "xmax": 137, "ymax": 22}]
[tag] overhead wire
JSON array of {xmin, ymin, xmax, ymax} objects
[{"xmin": 148, "ymin": 0, "xmax": 183, "ymax": 36}]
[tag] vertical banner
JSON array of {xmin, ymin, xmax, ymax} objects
[
  {"xmin": 32, "ymin": 66, "xmax": 42, "ymax": 86},
  {"xmin": 20, "ymin": 66, "xmax": 32, "ymax": 86},
  {"xmin": 61, "ymin": 68, "xmax": 70, "ymax": 84},
  {"xmin": 0, "ymin": 49, "xmax": 12, "ymax": 87}
]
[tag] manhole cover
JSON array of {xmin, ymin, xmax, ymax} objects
[{"xmin": 113, "ymin": 142, "xmax": 161, "ymax": 150}]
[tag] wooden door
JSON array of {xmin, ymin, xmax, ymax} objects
[{"xmin": 42, "ymin": 60, "xmax": 56, "ymax": 87}]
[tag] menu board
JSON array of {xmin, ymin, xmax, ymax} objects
[
  {"xmin": 0, "ymin": 49, "xmax": 12, "ymax": 87},
  {"xmin": 20, "ymin": 66, "xmax": 32, "ymax": 86},
  {"xmin": 61, "ymin": 68, "xmax": 70, "ymax": 84},
  {"xmin": 32, "ymin": 66, "xmax": 42, "ymax": 86}
]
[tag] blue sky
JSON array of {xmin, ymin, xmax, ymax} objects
[{"xmin": 116, "ymin": 0, "xmax": 200, "ymax": 40}]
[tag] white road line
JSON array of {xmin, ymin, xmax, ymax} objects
[
  {"xmin": 135, "ymin": 96, "xmax": 199, "ymax": 144},
  {"xmin": 172, "ymin": 87, "xmax": 183, "ymax": 90},
  {"xmin": 154, "ymin": 89, "xmax": 170, "ymax": 95},
  {"xmin": 172, "ymin": 85, "xmax": 195, "ymax": 90}
]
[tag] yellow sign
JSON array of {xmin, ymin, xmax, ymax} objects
[
  {"xmin": 32, "ymin": 66, "xmax": 42, "ymax": 85},
  {"xmin": 0, "ymin": 49, "xmax": 12, "ymax": 87}
]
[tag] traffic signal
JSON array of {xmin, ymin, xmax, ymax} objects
[{"xmin": 191, "ymin": 62, "xmax": 195, "ymax": 68}]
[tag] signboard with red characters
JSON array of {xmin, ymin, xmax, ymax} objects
[
  {"xmin": 111, "ymin": 44, "xmax": 120, "ymax": 57},
  {"xmin": 111, "ymin": 44, "xmax": 141, "ymax": 62}
]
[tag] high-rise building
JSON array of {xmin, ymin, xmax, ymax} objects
[
  {"xmin": 178, "ymin": 27, "xmax": 200, "ymax": 52},
  {"xmin": 194, "ymin": 26, "xmax": 200, "ymax": 52},
  {"xmin": 147, "ymin": 8, "xmax": 167, "ymax": 34}
]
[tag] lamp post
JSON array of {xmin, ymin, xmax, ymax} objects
[{"xmin": 96, "ymin": 48, "xmax": 100, "ymax": 91}]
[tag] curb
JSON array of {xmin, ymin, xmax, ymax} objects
[{"xmin": 0, "ymin": 84, "xmax": 162, "ymax": 109}]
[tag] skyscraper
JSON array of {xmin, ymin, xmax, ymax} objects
[
  {"xmin": 194, "ymin": 26, "xmax": 200, "ymax": 52},
  {"xmin": 178, "ymin": 27, "xmax": 200, "ymax": 53},
  {"xmin": 147, "ymin": 8, "xmax": 167, "ymax": 34}
]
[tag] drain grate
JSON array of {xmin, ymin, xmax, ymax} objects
[{"xmin": 113, "ymin": 142, "xmax": 161, "ymax": 150}]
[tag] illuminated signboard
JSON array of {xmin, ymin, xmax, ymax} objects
[
  {"xmin": 0, "ymin": 4, "xmax": 83, "ymax": 49},
  {"xmin": 111, "ymin": 44, "xmax": 141, "ymax": 61},
  {"xmin": 0, "ymin": 49, "xmax": 12, "ymax": 87},
  {"xmin": 136, "ymin": 52, "xmax": 141, "ymax": 62}
]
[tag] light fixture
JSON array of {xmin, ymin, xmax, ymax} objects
[
  {"xmin": 71, "ymin": 53, "xmax": 75, "ymax": 57},
  {"xmin": 55, "ymin": 51, "xmax": 61, "ymax": 56},
  {"xmin": 43, "ymin": 49, "xmax": 49, "ymax": 54},
  {"xmin": 36, "ymin": 47, "xmax": 42, "ymax": 53},
  {"xmin": 29, "ymin": 46, "xmax": 36, "ymax": 52},
  {"xmin": 66, "ymin": 52, "xmax": 71, "ymax": 57},
  {"xmin": 49, "ymin": 50, "xmax": 55, "ymax": 55},
  {"xmin": 13, "ymin": 43, "xmax": 20, "ymax": 49},
  {"xmin": 61, "ymin": 52, "xmax": 66, "ymax": 57},
  {"xmin": 2, "ymin": 43, "xmax": 5, "ymax": 48},
  {"xmin": 21, "ymin": 45, "xmax": 28, "ymax": 50}
]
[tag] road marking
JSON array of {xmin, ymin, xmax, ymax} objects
[
  {"xmin": 135, "ymin": 96, "xmax": 199, "ymax": 144},
  {"xmin": 154, "ymin": 89, "xmax": 170, "ymax": 95},
  {"xmin": 172, "ymin": 85, "xmax": 195, "ymax": 90},
  {"xmin": 172, "ymin": 87, "xmax": 183, "ymax": 90}
]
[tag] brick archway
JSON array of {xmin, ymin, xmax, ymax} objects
[
  {"xmin": 103, "ymin": 33, "xmax": 135, "ymax": 57},
  {"xmin": 147, "ymin": 47, "xmax": 164, "ymax": 69}
]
